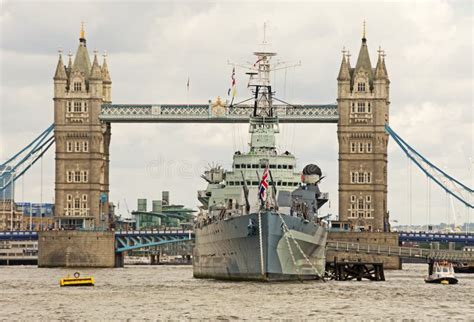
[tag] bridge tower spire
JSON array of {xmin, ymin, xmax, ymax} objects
[
  {"xmin": 337, "ymin": 27, "xmax": 390, "ymax": 232},
  {"xmin": 53, "ymin": 28, "xmax": 112, "ymax": 230}
]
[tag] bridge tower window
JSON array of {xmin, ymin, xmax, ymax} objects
[
  {"xmin": 73, "ymin": 82, "xmax": 82, "ymax": 92},
  {"xmin": 351, "ymin": 142, "xmax": 356, "ymax": 153},
  {"xmin": 350, "ymin": 172, "xmax": 359, "ymax": 183},
  {"xmin": 67, "ymin": 171, "xmax": 73, "ymax": 183},
  {"xmin": 74, "ymin": 101, "xmax": 82, "ymax": 112},
  {"xmin": 357, "ymin": 82, "xmax": 366, "ymax": 92}
]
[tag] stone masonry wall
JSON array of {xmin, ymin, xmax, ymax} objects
[{"xmin": 38, "ymin": 230, "xmax": 115, "ymax": 267}]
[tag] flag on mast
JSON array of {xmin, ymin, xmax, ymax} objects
[
  {"xmin": 227, "ymin": 68, "xmax": 236, "ymax": 95},
  {"xmin": 258, "ymin": 166, "xmax": 269, "ymax": 202},
  {"xmin": 228, "ymin": 67, "xmax": 236, "ymax": 105},
  {"xmin": 186, "ymin": 77, "xmax": 190, "ymax": 91}
]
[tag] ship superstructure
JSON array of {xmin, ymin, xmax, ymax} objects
[{"xmin": 193, "ymin": 41, "xmax": 329, "ymax": 281}]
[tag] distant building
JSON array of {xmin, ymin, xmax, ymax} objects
[
  {"xmin": 1, "ymin": 167, "xmax": 21, "ymax": 231},
  {"xmin": 16, "ymin": 203, "xmax": 54, "ymax": 231},
  {"xmin": 0, "ymin": 166, "xmax": 14, "ymax": 200},
  {"xmin": 0, "ymin": 200, "xmax": 22, "ymax": 231},
  {"xmin": 129, "ymin": 191, "xmax": 195, "ymax": 230}
]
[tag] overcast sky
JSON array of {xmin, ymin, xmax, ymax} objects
[{"xmin": 0, "ymin": 0, "xmax": 472, "ymax": 227}]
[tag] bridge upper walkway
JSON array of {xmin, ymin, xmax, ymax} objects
[{"xmin": 99, "ymin": 104, "xmax": 339, "ymax": 123}]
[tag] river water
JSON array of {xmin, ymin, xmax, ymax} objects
[{"xmin": 0, "ymin": 264, "xmax": 472, "ymax": 320}]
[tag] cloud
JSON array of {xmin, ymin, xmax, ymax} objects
[{"xmin": 0, "ymin": 1, "xmax": 472, "ymax": 226}]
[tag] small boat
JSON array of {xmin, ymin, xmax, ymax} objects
[
  {"xmin": 425, "ymin": 262, "xmax": 458, "ymax": 284},
  {"xmin": 60, "ymin": 272, "xmax": 94, "ymax": 287}
]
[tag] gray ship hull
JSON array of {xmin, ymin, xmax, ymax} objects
[{"xmin": 193, "ymin": 212, "xmax": 327, "ymax": 281}]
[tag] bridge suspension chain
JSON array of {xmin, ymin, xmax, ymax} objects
[
  {"xmin": 386, "ymin": 125, "xmax": 473, "ymax": 209},
  {"xmin": 0, "ymin": 124, "xmax": 55, "ymax": 192}
]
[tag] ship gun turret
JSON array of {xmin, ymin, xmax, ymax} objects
[{"xmin": 277, "ymin": 164, "xmax": 329, "ymax": 221}]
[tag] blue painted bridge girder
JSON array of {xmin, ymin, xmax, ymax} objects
[
  {"xmin": 399, "ymin": 231, "xmax": 474, "ymax": 245},
  {"xmin": 114, "ymin": 230, "xmax": 195, "ymax": 253}
]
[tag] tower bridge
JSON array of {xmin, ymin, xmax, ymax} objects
[
  {"xmin": 1, "ymin": 25, "xmax": 472, "ymax": 268},
  {"xmin": 46, "ymin": 25, "xmax": 392, "ymax": 233}
]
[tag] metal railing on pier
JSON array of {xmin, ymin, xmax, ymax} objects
[{"xmin": 326, "ymin": 241, "xmax": 474, "ymax": 262}]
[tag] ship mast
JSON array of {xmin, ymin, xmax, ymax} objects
[
  {"xmin": 248, "ymin": 23, "xmax": 276, "ymax": 118},
  {"xmin": 228, "ymin": 25, "xmax": 300, "ymax": 154}
]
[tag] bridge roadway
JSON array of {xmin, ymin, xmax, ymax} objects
[
  {"xmin": 2, "ymin": 230, "xmax": 472, "ymax": 245},
  {"xmin": 99, "ymin": 104, "xmax": 339, "ymax": 123}
]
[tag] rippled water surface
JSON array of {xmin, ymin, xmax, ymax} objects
[{"xmin": 0, "ymin": 264, "xmax": 472, "ymax": 320}]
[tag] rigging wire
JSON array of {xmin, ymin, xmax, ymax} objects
[
  {"xmin": 405, "ymin": 156, "xmax": 409, "ymax": 229},
  {"xmin": 282, "ymin": 68, "xmax": 288, "ymax": 152},
  {"xmin": 426, "ymin": 175, "xmax": 430, "ymax": 231},
  {"xmin": 290, "ymin": 66, "xmax": 297, "ymax": 154},
  {"xmin": 428, "ymin": 177, "xmax": 431, "ymax": 231},
  {"xmin": 445, "ymin": 191, "xmax": 449, "ymax": 231},
  {"xmin": 21, "ymin": 174, "xmax": 24, "ymax": 202},
  {"xmin": 231, "ymin": 121, "xmax": 236, "ymax": 152},
  {"xmin": 409, "ymin": 159, "xmax": 412, "ymax": 229},
  {"xmin": 40, "ymin": 151, "xmax": 43, "ymax": 231},
  {"xmin": 467, "ymin": 205, "xmax": 470, "ymax": 233}
]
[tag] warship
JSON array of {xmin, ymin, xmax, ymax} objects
[{"xmin": 193, "ymin": 41, "xmax": 329, "ymax": 281}]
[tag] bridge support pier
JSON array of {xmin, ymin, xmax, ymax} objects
[
  {"xmin": 150, "ymin": 254, "xmax": 159, "ymax": 265},
  {"xmin": 115, "ymin": 252, "xmax": 124, "ymax": 268},
  {"xmin": 448, "ymin": 242, "xmax": 456, "ymax": 251},
  {"xmin": 430, "ymin": 242, "xmax": 440, "ymax": 250},
  {"xmin": 38, "ymin": 231, "xmax": 115, "ymax": 268}
]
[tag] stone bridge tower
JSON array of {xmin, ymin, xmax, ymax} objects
[
  {"xmin": 53, "ymin": 26, "xmax": 111, "ymax": 229},
  {"xmin": 337, "ymin": 29, "xmax": 390, "ymax": 232}
]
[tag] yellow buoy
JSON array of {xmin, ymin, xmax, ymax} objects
[{"xmin": 60, "ymin": 272, "xmax": 94, "ymax": 287}]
